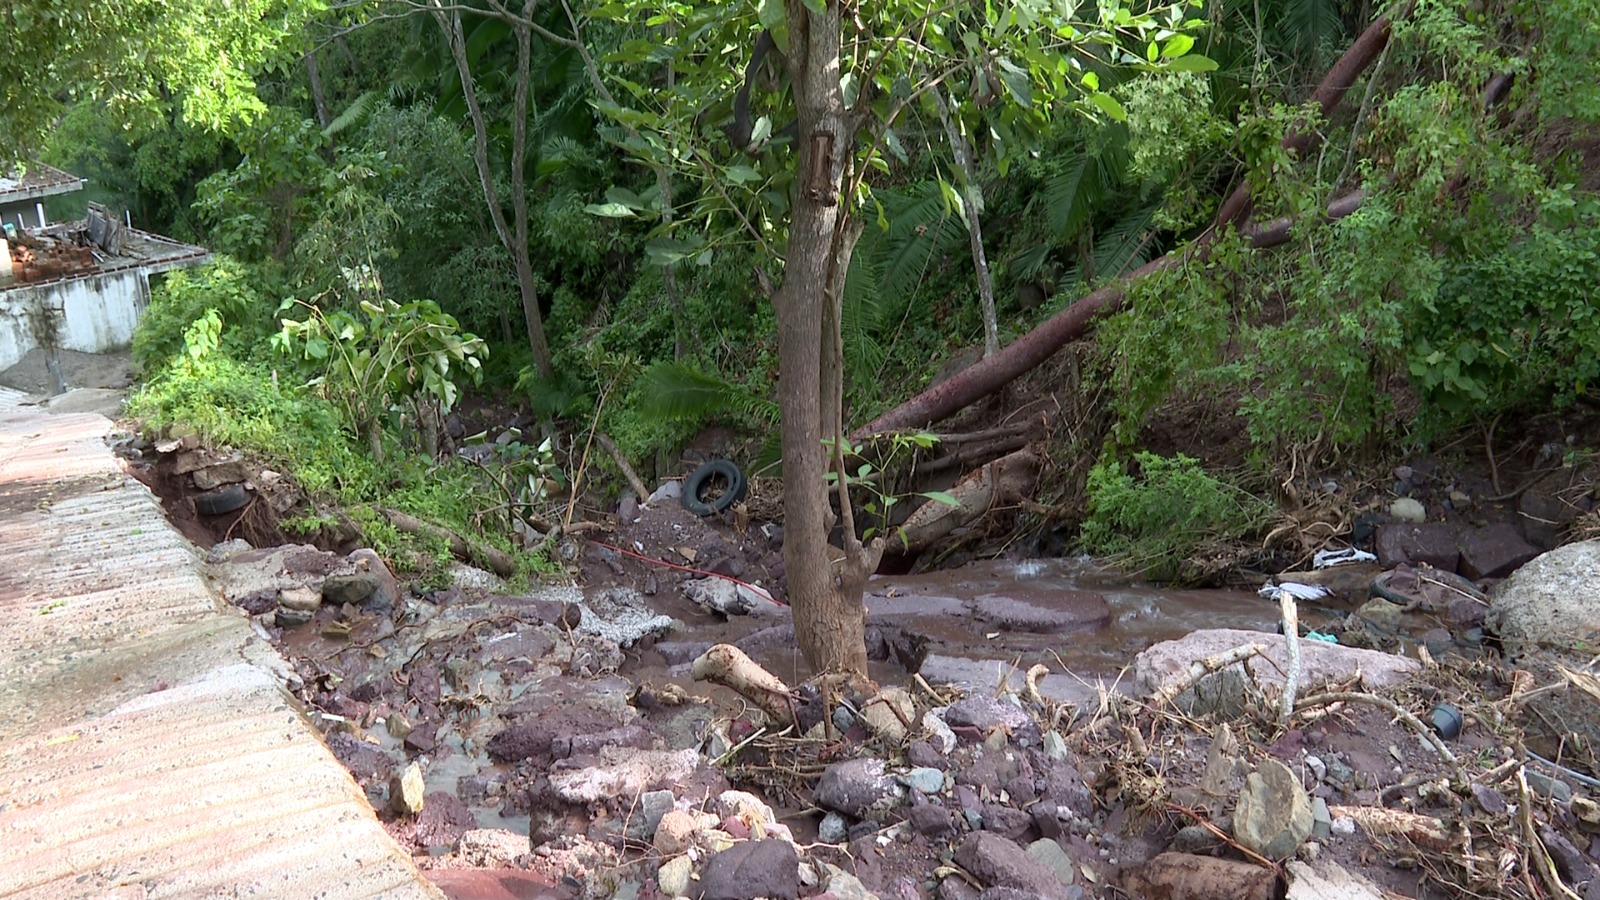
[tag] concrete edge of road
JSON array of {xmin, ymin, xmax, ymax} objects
[{"xmin": 0, "ymin": 395, "xmax": 442, "ymax": 898}]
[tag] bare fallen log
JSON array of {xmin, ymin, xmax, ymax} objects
[
  {"xmin": 853, "ymin": 10, "xmax": 1403, "ymax": 438},
  {"xmin": 1328, "ymin": 805, "xmax": 1452, "ymax": 850},
  {"xmin": 889, "ymin": 448, "xmax": 1039, "ymax": 555},
  {"xmin": 596, "ymin": 431, "xmax": 651, "ymax": 505},
  {"xmin": 1121, "ymin": 852, "xmax": 1279, "ymax": 900},
  {"xmin": 916, "ymin": 434, "xmax": 1033, "ymax": 474},
  {"xmin": 691, "ymin": 644, "xmax": 796, "ymax": 727}
]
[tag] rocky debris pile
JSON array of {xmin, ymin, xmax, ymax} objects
[{"xmin": 192, "ymin": 462, "xmax": 1600, "ymax": 900}]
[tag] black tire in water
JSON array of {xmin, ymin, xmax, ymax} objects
[
  {"xmin": 681, "ymin": 459, "xmax": 747, "ymax": 517},
  {"xmin": 194, "ymin": 483, "xmax": 250, "ymax": 516}
]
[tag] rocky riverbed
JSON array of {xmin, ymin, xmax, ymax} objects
[{"xmin": 182, "ymin": 459, "xmax": 1600, "ymax": 900}]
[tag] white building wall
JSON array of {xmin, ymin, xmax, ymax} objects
[{"xmin": 0, "ymin": 270, "xmax": 150, "ymax": 372}]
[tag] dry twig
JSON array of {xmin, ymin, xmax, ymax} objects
[{"xmin": 1516, "ymin": 767, "xmax": 1583, "ymax": 900}]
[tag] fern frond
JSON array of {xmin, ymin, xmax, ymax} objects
[
  {"xmin": 324, "ymin": 92, "xmax": 379, "ymax": 140},
  {"xmin": 634, "ymin": 360, "xmax": 776, "ymax": 424},
  {"xmin": 1059, "ymin": 203, "xmax": 1161, "ymax": 292}
]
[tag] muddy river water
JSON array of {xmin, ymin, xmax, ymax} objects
[{"xmin": 652, "ymin": 558, "xmax": 1289, "ymax": 706}]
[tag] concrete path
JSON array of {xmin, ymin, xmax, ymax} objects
[{"xmin": 0, "ymin": 389, "xmax": 439, "ymax": 898}]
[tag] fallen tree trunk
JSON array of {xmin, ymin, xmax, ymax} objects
[
  {"xmin": 853, "ymin": 10, "xmax": 1402, "ymax": 439},
  {"xmin": 380, "ymin": 507, "xmax": 518, "ymax": 577},
  {"xmin": 889, "ymin": 447, "xmax": 1040, "ymax": 555}
]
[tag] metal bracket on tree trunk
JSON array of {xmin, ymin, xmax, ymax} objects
[{"xmin": 805, "ymin": 132, "xmax": 837, "ymax": 206}]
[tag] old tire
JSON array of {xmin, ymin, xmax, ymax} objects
[
  {"xmin": 194, "ymin": 483, "xmax": 250, "ymax": 516},
  {"xmin": 682, "ymin": 459, "xmax": 746, "ymax": 517}
]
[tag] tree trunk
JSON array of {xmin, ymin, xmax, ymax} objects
[
  {"xmin": 508, "ymin": 1, "xmax": 556, "ymax": 381},
  {"xmin": 932, "ymin": 90, "xmax": 999, "ymax": 358},
  {"xmin": 776, "ymin": 0, "xmax": 876, "ymax": 680},
  {"xmin": 304, "ymin": 49, "xmax": 331, "ymax": 131},
  {"xmin": 430, "ymin": 1, "xmax": 556, "ymax": 382},
  {"xmin": 853, "ymin": 10, "xmax": 1402, "ymax": 438}
]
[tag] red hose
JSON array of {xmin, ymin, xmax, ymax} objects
[{"xmin": 587, "ymin": 538, "xmax": 788, "ymax": 606}]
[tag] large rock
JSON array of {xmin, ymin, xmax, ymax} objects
[
  {"xmin": 697, "ymin": 839, "xmax": 799, "ymax": 900},
  {"xmin": 1285, "ymin": 860, "xmax": 1387, "ymax": 899},
  {"xmin": 322, "ymin": 548, "xmax": 401, "ymax": 609},
  {"xmin": 970, "ymin": 589, "xmax": 1110, "ymax": 634},
  {"xmin": 860, "ymin": 686, "xmax": 916, "ymax": 743},
  {"xmin": 577, "ymin": 586, "xmax": 676, "ymax": 647},
  {"xmin": 390, "ymin": 762, "xmax": 426, "ymax": 816},
  {"xmin": 1457, "ymin": 523, "xmax": 1539, "ymax": 581},
  {"xmin": 1375, "ymin": 523, "xmax": 1461, "ymax": 571},
  {"xmin": 1518, "ymin": 491, "xmax": 1580, "ymax": 551},
  {"xmin": 1234, "ymin": 757, "xmax": 1313, "ymax": 859},
  {"xmin": 953, "ymin": 833, "xmax": 1069, "ymax": 899},
  {"xmin": 815, "ymin": 757, "xmax": 902, "ymax": 819},
  {"xmin": 1487, "ymin": 539, "xmax": 1600, "ymax": 651},
  {"xmin": 944, "ymin": 695, "xmax": 1033, "ymax": 733},
  {"xmin": 684, "ymin": 577, "xmax": 784, "ymax": 616},
  {"xmin": 1135, "ymin": 628, "xmax": 1419, "ymax": 697}
]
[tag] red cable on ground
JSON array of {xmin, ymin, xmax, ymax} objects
[{"xmin": 587, "ymin": 538, "xmax": 788, "ymax": 606}]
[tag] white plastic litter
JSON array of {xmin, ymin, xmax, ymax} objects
[
  {"xmin": 1260, "ymin": 581, "xmax": 1332, "ymax": 601},
  {"xmin": 1313, "ymin": 547, "xmax": 1378, "ymax": 569}
]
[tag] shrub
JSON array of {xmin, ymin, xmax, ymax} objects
[
  {"xmin": 132, "ymin": 257, "xmax": 281, "ymax": 371},
  {"xmin": 1080, "ymin": 452, "xmax": 1273, "ymax": 581}
]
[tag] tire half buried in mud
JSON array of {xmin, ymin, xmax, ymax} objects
[
  {"xmin": 194, "ymin": 483, "xmax": 250, "ymax": 516},
  {"xmin": 682, "ymin": 459, "xmax": 746, "ymax": 517}
]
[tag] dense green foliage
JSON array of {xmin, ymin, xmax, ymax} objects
[
  {"xmin": 24, "ymin": 0, "xmax": 1600, "ymax": 576},
  {"xmin": 1080, "ymin": 452, "xmax": 1273, "ymax": 579},
  {"xmin": 0, "ymin": 0, "xmax": 324, "ymax": 157}
]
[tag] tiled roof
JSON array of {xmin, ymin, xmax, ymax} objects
[{"xmin": 0, "ymin": 162, "xmax": 84, "ymax": 202}]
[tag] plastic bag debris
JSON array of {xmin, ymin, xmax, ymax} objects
[
  {"xmin": 1313, "ymin": 547, "xmax": 1377, "ymax": 569},
  {"xmin": 1260, "ymin": 581, "xmax": 1332, "ymax": 601}
]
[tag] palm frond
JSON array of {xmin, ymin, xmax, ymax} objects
[
  {"xmin": 877, "ymin": 183, "xmax": 965, "ymax": 305},
  {"xmin": 1037, "ymin": 153, "xmax": 1098, "ymax": 239}
]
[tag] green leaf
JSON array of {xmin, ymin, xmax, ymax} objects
[
  {"xmin": 644, "ymin": 236, "xmax": 701, "ymax": 266},
  {"xmin": 757, "ymin": 0, "xmax": 788, "ymax": 51},
  {"xmin": 1081, "ymin": 71, "xmax": 1100, "ymax": 91},
  {"xmin": 1161, "ymin": 33, "xmax": 1195, "ymax": 58},
  {"xmin": 996, "ymin": 59, "xmax": 1033, "ymax": 106},
  {"xmin": 750, "ymin": 115, "xmax": 772, "ymax": 144},
  {"xmin": 920, "ymin": 491, "xmax": 961, "ymax": 507},
  {"xmin": 1089, "ymin": 92, "xmax": 1127, "ymax": 121},
  {"xmin": 604, "ymin": 186, "xmax": 649, "ymax": 209},
  {"xmin": 801, "ymin": 0, "xmax": 825, "ymax": 15},
  {"xmin": 584, "ymin": 202, "xmax": 637, "ymax": 218},
  {"xmin": 884, "ymin": 129, "xmax": 908, "ymax": 163},
  {"xmin": 1163, "ymin": 54, "xmax": 1218, "ymax": 72}
]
